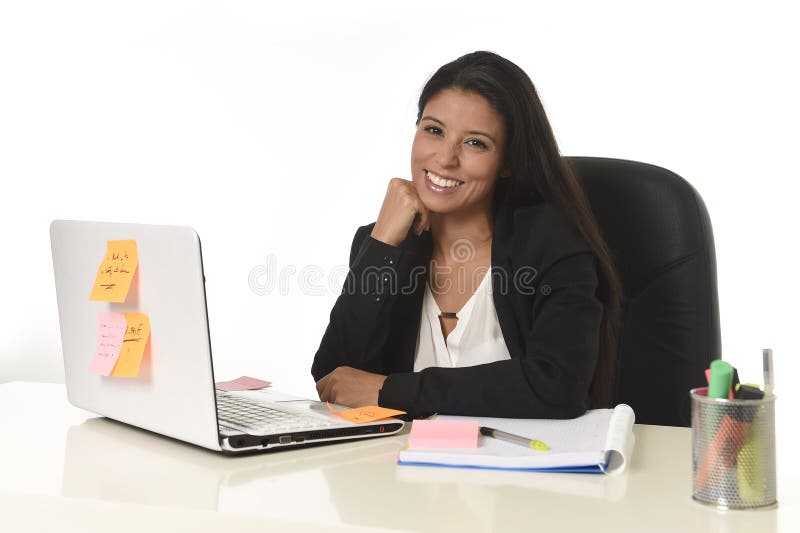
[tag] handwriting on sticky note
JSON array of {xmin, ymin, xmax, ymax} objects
[
  {"xmin": 408, "ymin": 419, "xmax": 479, "ymax": 449},
  {"xmin": 335, "ymin": 406, "xmax": 406, "ymax": 424},
  {"xmin": 215, "ymin": 376, "xmax": 272, "ymax": 392},
  {"xmin": 109, "ymin": 312, "xmax": 150, "ymax": 377},
  {"xmin": 88, "ymin": 312, "xmax": 127, "ymax": 376},
  {"xmin": 89, "ymin": 240, "xmax": 139, "ymax": 302}
]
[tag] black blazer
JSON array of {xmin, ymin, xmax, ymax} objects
[{"xmin": 312, "ymin": 181, "xmax": 604, "ymax": 419}]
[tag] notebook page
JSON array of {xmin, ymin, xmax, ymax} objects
[
  {"xmin": 600, "ymin": 404, "xmax": 636, "ymax": 474},
  {"xmin": 439, "ymin": 409, "xmax": 612, "ymax": 453},
  {"xmin": 400, "ymin": 409, "xmax": 617, "ymax": 469}
]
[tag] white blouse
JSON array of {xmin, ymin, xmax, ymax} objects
[{"xmin": 413, "ymin": 266, "xmax": 512, "ymax": 371}]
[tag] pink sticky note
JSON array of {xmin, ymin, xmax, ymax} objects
[
  {"xmin": 88, "ymin": 312, "xmax": 127, "ymax": 375},
  {"xmin": 215, "ymin": 376, "xmax": 271, "ymax": 391},
  {"xmin": 407, "ymin": 419, "xmax": 479, "ymax": 449}
]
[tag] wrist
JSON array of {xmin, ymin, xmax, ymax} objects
[
  {"xmin": 369, "ymin": 229, "xmax": 402, "ymax": 247},
  {"xmin": 376, "ymin": 374, "xmax": 389, "ymax": 406}
]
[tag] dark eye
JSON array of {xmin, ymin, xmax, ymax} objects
[
  {"xmin": 423, "ymin": 125, "xmax": 443, "ymax": 136},
  {"xmin": 466, "ymin": 138, "xmax": 488, "ymax": 149}
]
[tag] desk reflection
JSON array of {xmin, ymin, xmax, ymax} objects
[
  {"xmin": 61, "ymin": 417, "xmax": 632, "ymax": 532},
  {"xmin": 59, "ymin": 419, "xmax": 777, "ymax": 533}
]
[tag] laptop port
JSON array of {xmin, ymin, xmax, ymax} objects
[
  {"xmin": 294, "ymin": 436, "xmax": 305, "ymax": 443},
  {"xmin": 278, "ymin": 435, "xmax": 291, "ymax": 445}
]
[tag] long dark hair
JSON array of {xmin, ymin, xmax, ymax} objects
[{"xmin": 417, "ymin": 51, "xmax": 622, "ymax": 408}]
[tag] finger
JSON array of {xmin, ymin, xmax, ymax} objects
[
  {"xmin": 316, "ymin": 374, "xmax": 330, "ymax": 400},
  {"xmin": 320, "ymin": 378, "xmax": 333, "ymax": 402},
  {"xmin": 418, "ymin": 206, "xmax": 431, "ymax": 233},
  {"xmin": 409, "ymin": 200, "xmax": 422, "ymax": 234},
  {"xmin": 414, "ymin": 203, "xmax": 431, "ymax": 235},
  {"xmin": 412, "ymin": 212, "xmax": 423, "ymax": 235},
  {"xmin": 322, "ymin": 367, "xmax": 346, "ymax": 402}
]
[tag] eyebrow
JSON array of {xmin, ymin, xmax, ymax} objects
[{"xmin": 420, "ymin": 116, "xmax": 497, "ymax": 144}]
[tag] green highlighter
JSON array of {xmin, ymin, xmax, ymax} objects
[
  {"xmin": 708, "ymin": 360, "xmax": 734, "ymax": 398},
  {"xmin": 702, "ymin": 360, "xmax": 734, "ymax": 473}
]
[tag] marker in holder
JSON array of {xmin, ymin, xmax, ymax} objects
[{"xmin": 690, "ymin": 387, "xmax": 777, "ymax": 509}]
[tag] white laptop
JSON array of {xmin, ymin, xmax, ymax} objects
[{"xmin": 50, "ymin": 220, "xmax": 405, "ymax": 454}]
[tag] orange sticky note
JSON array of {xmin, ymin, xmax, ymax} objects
[
  {"xmin": 110, "ymin": 312, "xmax": 151, "ymax": 377},
  {"xmin": 334, "ymin": 405, "xmax": 405, "ymax": 424},
  {"xmin": 89, "ymin": 240, "xmax": 139, "ymax": 302},
  {"xmin": 88, "ymin": 312, "xmax": 127, "ymax": 376}
]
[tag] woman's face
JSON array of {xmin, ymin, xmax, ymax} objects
[{"xmin": 411, "ymin": 88, "xmax": 507, "ymax": 215}]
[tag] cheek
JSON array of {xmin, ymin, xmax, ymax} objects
[
  {"xmin": 410, "ymin": 140, "xmax": 421, "ymax": 183},
  {"xmin": 465, "ymin": 155, "xmax": 502, "ymax": 183},
  {"xmin": 411, "ymin": 132, "xmax": 436, "ymax": 162},
  {"xmin": 410, "ymin": 136, "xmax": 429, "ymax": 176}
]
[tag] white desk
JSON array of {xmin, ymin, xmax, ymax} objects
[{"xmin": 0, "ymin": 383, "xmax": 796, "ymax": 532}]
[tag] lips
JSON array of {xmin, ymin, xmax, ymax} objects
[
  {"xmin": 426, "ymin": 170, "xmax": 463, "ymax": 187},
  {"xmin": 423, "ymin": 169, "xmax": 463, "ymax": 195}
]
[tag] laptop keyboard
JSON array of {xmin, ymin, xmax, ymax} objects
[{"xmin": 216, "ymin": 391, "xmax": 336, "ymax": 435}]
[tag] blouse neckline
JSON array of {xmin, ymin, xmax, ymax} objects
[{"xmin": 425, "ymin": 267, "xmax": 491, "ymax": 348}]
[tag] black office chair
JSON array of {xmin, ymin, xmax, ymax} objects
[{"xmin": 568, "ymin": 156, "xmax": 721, "ymax": 427}]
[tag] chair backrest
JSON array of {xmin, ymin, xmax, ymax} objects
[{"xmin": 567, "ymin": 156, "xmax": 721, "ymax": 426}]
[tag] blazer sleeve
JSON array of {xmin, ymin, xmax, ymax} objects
[
  {"xmin": 311, "ymin": 224, "xmax": 408, "ymax": 380},
  {"xmin": 378, "ymin": 212, "xmax": 604, "ymax": 419}
]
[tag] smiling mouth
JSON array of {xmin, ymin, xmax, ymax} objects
[{"xmin": 426, "ymin": 170, "xmax": 464, "ymax": 188}]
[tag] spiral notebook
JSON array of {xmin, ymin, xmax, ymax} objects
[{"xmin": 398, "ymin": 404, "xmax": 635, "ymax": 474}]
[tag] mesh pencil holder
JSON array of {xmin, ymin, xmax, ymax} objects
[{"xmin": 690, "ymin": 388, "xmax": 777, "ymax": 509}]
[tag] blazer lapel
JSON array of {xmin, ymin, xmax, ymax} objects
[{"xmin": 491, "ymin": 183, "xmax": 525, "ymax": 359}]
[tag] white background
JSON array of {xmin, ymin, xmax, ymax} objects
[{"xmin": 1, "ymin": 0, "xmax": 797, "ymax": 422}]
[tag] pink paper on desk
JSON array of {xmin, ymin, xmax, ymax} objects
[
  {"xmin": 88, "ymin": 312, "xmax": 127, "ymax": 376},
  {"xmin": 407, "ymin": 419, "xmax": 479, "ymax": 449},
  {"xmin": 215, "ymin": 376, "xmax": 271, "ymax": 391}
]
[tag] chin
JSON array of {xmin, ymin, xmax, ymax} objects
[
  {"xmin": 413, "ymin": 179, "xmax": 460, "ymax": 213},
  {"xmin": 422, "ymin": 196, "xmax": 467, "ymax": 216},
  {"xmin": 413, "ymin": 187, "xmax": 451, "ymax": 213}
]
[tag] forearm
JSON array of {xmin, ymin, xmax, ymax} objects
[
  {"xmin": 312, "ymin": 233, "xmax": 406, "ymax": 380},
  {"xmin": 379, "ymin": 356, "xmax": 591, "ymax": 419}
]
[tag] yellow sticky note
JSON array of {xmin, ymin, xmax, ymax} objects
[
  {"xmin": 110, "ymin": 312, "xmax": 151, "ymax": 377},
  {"xmin": 335, "ymin": 405, "xmax": 406, "ymax": 424},
  {"xmin": 89, "ymin": 240, "xmax": 139, "ymax": 302}
]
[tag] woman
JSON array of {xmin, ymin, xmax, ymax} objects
[{"xmin": 312, "ymin": 51, "xmax": 621, "ymax": 419}]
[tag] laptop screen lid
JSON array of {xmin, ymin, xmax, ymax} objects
[{"xmin": 50, "ymin": 220, "xmax": 222, "ymax": 451}]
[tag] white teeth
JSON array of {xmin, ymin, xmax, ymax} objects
[{"xmin": 427, "ymin": 171, "xmax": 461, "ymax": 188}]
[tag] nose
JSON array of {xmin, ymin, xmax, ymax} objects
[{"xmin": 436, "ymin": 140, "xmax": 460, "ymax": 168}]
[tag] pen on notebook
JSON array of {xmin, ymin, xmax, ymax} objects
[{"xmin": 479, "ymin": 426, "xmax": 550, "ymax": 452}]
